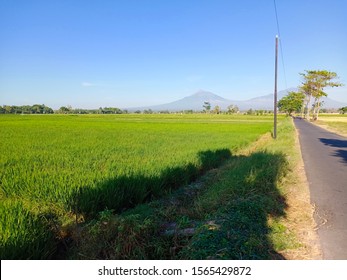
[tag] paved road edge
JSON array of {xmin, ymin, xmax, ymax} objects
[{"xmin": 288, "ymin": 118, "xmax": 323, "ymax": 259}]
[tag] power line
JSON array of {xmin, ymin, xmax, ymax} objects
[
  {"xmin": 273, "ymin": 0, "xmax": 288, "ymax": 89},
  {"xmin": 273, "ymin": 0, "xmax": 281, "ymax": 38}
]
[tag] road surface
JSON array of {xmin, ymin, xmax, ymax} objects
[{"xmin": 294, "ymin": 117, "xmax": 347, "ymax": 259}]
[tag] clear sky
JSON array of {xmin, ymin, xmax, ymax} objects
[{"xmin": 1, "ymin": 0, "xmax": 346, "ymax": 109}]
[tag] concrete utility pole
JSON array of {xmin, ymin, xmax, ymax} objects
[{"xmin": 274, "ymin": 35, "xmax": 278, "ymax": 139}]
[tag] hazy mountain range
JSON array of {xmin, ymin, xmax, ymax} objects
[{"xmin": 126, "ymin": 89, "xmax": 347, "ymax": 112}]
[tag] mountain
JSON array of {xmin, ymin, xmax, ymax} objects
[
  {"xmin": 177, "ymin": 90, "xmax": 233, "ymax": 109},
  {"xmin": 126, "ymin": 89, "xmax": 347, "ymax": 112},
  {"xmin": 129, "ymin": 90, "xmax": 237, "ymax": 112},
  {"xmin": 235, "ymin": 88, "xmax": 297, "ymax": 110},
  {"xmin": 239, "ymin": 88, "xmax": 347, "ymax": 110},
  {"xmin": 320, "ymin": 97, "xmax": 347, "ymax": 109}
]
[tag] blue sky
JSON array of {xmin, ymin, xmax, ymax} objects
[{"xmin": 1, "ymin": 0, "xmax": 346, "ymax": 109}]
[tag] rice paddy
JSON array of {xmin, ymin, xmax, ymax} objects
[{"xmin": 0, "ymin": 114, "xmax": 275, "ymax": 259}]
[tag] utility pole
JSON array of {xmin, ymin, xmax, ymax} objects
[{"xmin": 274, "ymin": 35, "xmax": 278, "ymax": 139}]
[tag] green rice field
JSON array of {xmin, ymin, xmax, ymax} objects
[{"xmin": 0, "ymin": 114, "xmax": 276, "ymax": 259}]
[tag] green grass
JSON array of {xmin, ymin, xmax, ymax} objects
[
  {"xmin": 179, "ymin": 117, "xmax": 301, "ymax": 259},
  {"xmin": 71, "ymin": 117, "xmax": 301, "ymax": 260},
  {"xmin": 0, "ymin": 200, "xmax": 56, "ymax": 259},
  {"xmin": 174, "ymin": 150, "xmax": 290, "ymax": 259},
  {"xmin": 0, "ymin": 114, "xmax": 275, "ymax": 259}
]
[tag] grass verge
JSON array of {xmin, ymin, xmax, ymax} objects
[
  {"xmin": 314, "ymin": 115, "xmax": 347, "ymax": 137},
  {"xmin": 69, "ymin": 117, "xmax": 321, "ymax": 259}
]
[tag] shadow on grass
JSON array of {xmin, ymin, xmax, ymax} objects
[
  {"xmin": 72, "ymin": 149, "xmax": 232, "ymax": 217},
  {"xmin": 4, "ymin": 149, "xmax": 289, "ymax": 260},
  {"xmin": 179, "ymin": 151, "xmax": 288, "ymax": 260},
  {"xmin": 1, "ymin": 149, "xmax": 232, "ymax": 260},
  {"xmin": 73, "ymin": 151, "xmax": 290, "ymax": 260}
]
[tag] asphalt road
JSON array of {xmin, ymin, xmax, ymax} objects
[{"xmin": 294, "ymin": 118, "xmax": 347, "ymax": 259}]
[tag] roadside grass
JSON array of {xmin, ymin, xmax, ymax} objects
[
  {"xmin": 71, "ymin": 116, "xmax": 319, "ymax": 259},
  {"xmin": 314, "ymin": 114, "xmax": 347, "ymax": 137},
  {"xmin": 178, "ymin": 150, "xmax": 290, "ymax": 260}
]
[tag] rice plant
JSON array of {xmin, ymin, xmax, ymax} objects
[{"xmin": 0, "ymin": 114, "xmax": 274, "ymax": 258}]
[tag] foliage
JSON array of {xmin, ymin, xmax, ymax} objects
[
  {"xmin": 143, "ymin": 109, "xmax": 153, "ymax": 114},
  {"xmin": 203, "ymin": 101, "xmax": 211, "ymax": 113},
  {"xmin": 227, "ymin": 104, "xmax": 239, "ymax": 114},
  {"xmin": 101, "ymin": 107, "xmax": 124, "ymax": 114},
  {"xmin": 339, "ymin": 106, "xmax": 347, "ymax": 114},
  {"xmin": 0, "ymin": 104, "xmax": 127, "ymax": 115},
  {"xmin": 244, "ymin": 109, "xmax": 273, "ymax": 115},
  {"xmin": 300, "ymin": 70, "xmax": 343, "ymax": 120},
  {"xmin": 212, "ymin": 105, "xmax": 221, "ymax": 114},
  {"xmin": 246, "ymin": 109, "xmax": 254, "ymax": 115},
  {"xmin": 56, "ymin": 106, "xmax": 126, "ymax": 114},
  {"xmin": 0, "ymin": 104, "xmax": 54, "ymax": 114},
  {"xmin": 278, "ymin": 91, "xmax": 305, "ymax": 115}
]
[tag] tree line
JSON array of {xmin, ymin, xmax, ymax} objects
[
  {"xmin": 0, "ymin": 104, "xmax": 54, "ymax": 114},
  {"xmin": 0, "ymin": 103, "xmax": 273, "ymax": 115},
  {"xmin": 278, "ymin": 70, "xmax": 344, "ymax": 119},
  {"xmin": 0, "ymin": 105, "xmax": 128, "ymax": 115},
  {"xmin": 56, "ymin": 106, "xmax": 127, "ymax": 114}
]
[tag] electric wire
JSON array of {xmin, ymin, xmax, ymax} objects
[{"xmin": 273, "ymin": 0, "xmax": 288, "ymax": 89}]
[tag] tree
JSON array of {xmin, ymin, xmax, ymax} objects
[
  {"xmin": 43, "ymin": 105, "xmax": 54, "ymax": 114},
  {"xmin": 227, "ymin": 104, "xmax": 239, "ymax": 114},
  {"xmin": 143, "ymin": 109, "xmax": 153, "ymax": 114},
  {"xmin": 339, "ymin": 106, "xmax": 347, "ymax": 114},
  {"xmin": 58, "ymin": 106, "xmax": 71, "ymax": 114},
  {"xmin": 203, "ymin": 101, "xmax": 211, "ymax": 113},
  {"xmin": 212, "ymin": 105, "xmax": 221, "ymax": 114},
  {"xmin": 278, "ymin": 91, "xmax": 305, "ymax": 116},
  {"xmin": 0, "ymin": 104, "xmax": 54, "ymax": 114},
  {"xmin": 246, "ymin": 108, "xmax": 254, "ymax": 115},
  {"xmin": 300, "ymin": 79, "xmax": 314, "ymax": 119},
  {"xmin": 4, "ymin": 105, "xmax": 13, "ymax": 114},
  {"xmin": 103, "ymin": 107, "xmax": 123, "ymax": 114},
  {"xmin": 300, "ymin": 70, "xmax": 343, "ymax": 120}
]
